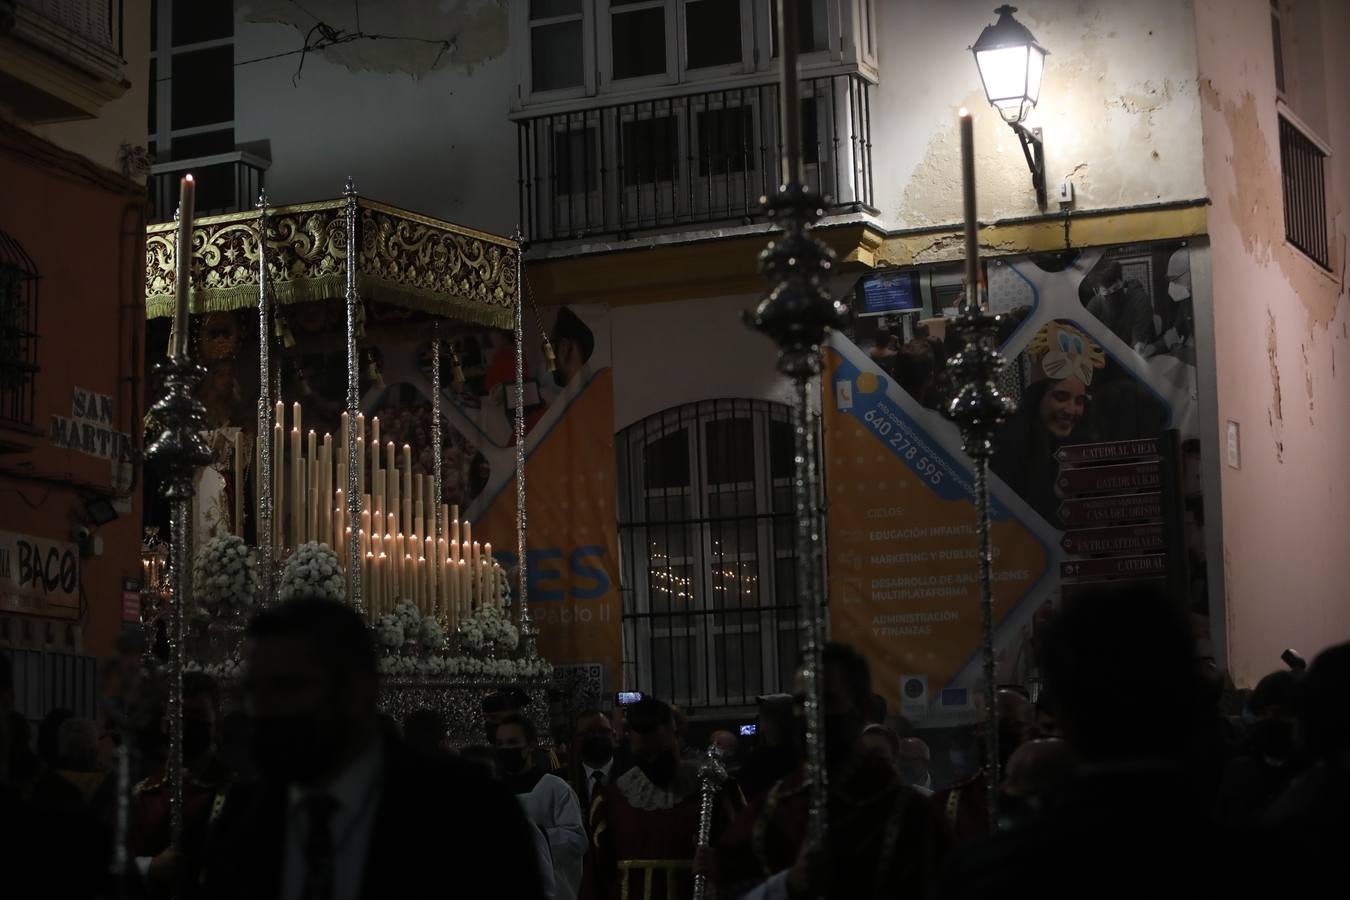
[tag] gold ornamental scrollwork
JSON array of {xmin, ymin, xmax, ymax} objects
[{"xmin": 146, "ymin": 198, "xmax": 517, "ymax": 330}]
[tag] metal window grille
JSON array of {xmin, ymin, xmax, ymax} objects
[
  {"xmin": 617, "ymin": 399, "xmax": 812, "ymax": 714},
  {"xmin": 0, "ymin": 231, "xmax": 40, "ymax": 428},
  {"xmin": 517, "ymin": 73, "xmax": 875, "ymax": 242},
  {"xmin": 146, "ymin": 152, "xmax": 267, "ymax": 224},
  {"xmin": 1278, "ymin": 114, "xmax": 1330, "ymax": 269},
  {"xmin": 8, "ymin": 647, "xmax": 100, "ymax": 723}
]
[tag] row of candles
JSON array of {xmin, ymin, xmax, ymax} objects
[{"xmin": 241, "ymin": 400, "xmax": 504, "ymax": 625}]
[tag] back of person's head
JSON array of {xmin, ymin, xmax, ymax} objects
[
  {"xmin": 496, "ymin": 712, "xmax": 538, "ymax": 747},
  {"xmin": 862, "ymin": 723, "xmax": 900, "ymax": 759},
  {"xmin": 756, "ymin": 693, "xmax": 795, "ymax": 747},
  {"xmin": 458, "ymin": 744, "xmax": 498, "ymax": 778},
  {"xmin": 822, "ymin": 642, "xmax": 872, "ymax": 714},
  {"xmin": 183, "ymin": 672, "xmax": 221, "ymax": 712},
  {"xmin": 1251, "ymin": 670, "xmax": 1300, "ymax": 718},
  {"xmin": 1300, "ymin": 641, "xmax": 1350, "ymax": 765},
  {"xmin": 38, "ymin": 707, "xmax": 74, "ymax": 766},
  {"xmin": 1042, "ymin": 584, "xmax": 1202, "ymax": 762},
  {"xmin": 626, "ymin": 696, "xmax": 674, "ymax": 736},
  {"xmin": 404, "ymin": 709, "xmax": 449, "ymax": 756},
  {"xmin": 552, "ymin": 306, "xmax": 595, "ymax": 362},
  {"xmin": 57, "ymin": 717, "xmax": 98, "ymax": 771},
  {"xmin": 246, "ymin": 596, "xmax": 377, "ymax": 688}
]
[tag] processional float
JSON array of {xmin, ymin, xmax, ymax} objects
[{"xmin": 144, "ymin": 177, "xmax": 550, "ymax": 848}]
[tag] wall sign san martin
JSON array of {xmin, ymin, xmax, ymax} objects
[
  {"xmin": 50, "ymin": 387, "xmax": 134, "ymax": 462},
  {"xmin": 0, "ymin": 530, "xmax": 80, "ymax": 619}
]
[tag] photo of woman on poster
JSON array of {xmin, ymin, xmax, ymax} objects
[{"xmin": 991, "ymin": 321, "xmax": 1104, "ymax": 527}]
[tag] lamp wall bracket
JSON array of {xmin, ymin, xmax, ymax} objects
[{"xmin": 1011, "ymin": 122, "xmax": 1047, "ymax": 209}]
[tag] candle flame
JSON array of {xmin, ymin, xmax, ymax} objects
[
  {"xmin": 959, "ymin": 106, "xmax": 970, "ymax": 117},
  {"xmin": 184, "ymin": 173, "xmax": 194, "ymax": 183}
]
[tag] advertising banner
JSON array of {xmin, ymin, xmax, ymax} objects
[{"xmin": 826, "ymin": 241, "xmax": 1205, "ymax": 723}]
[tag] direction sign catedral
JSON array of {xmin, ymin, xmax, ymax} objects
[{"xmin": 1060, "ymin": 522, "xmax": 1166, "ymax": 555}]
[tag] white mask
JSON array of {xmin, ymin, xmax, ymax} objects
[{"xmin": 1168, "ymin": 281, "xmax": 1190, "ymax": 302}]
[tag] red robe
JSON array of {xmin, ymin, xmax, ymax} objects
[{"xmin": 592, "ymin": 763, "xmax": 701, "ymax": 900}]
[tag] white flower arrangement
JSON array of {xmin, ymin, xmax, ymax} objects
[
  {"xmin": 184, "ymin": 657, "xmax": 244, "ymax": 683},
  {"xmin": 375, "ymin": 598, "xmax": 448, "ymax": 659},
  {"xmin": 192, "ymin": 534, "xmax": 259, "ymax": 618},
  {"xmin": 456, "ymin": 603, "xmax": 520, "ymax": 654},
  {"xmin": 279, "ymin": 542, "xmax": 345, "ymax": 603}
]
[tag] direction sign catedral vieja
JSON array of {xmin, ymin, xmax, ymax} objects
[{"xmin": 1055, "ymin": 436, "xmax": 1186, "ymax": 592}]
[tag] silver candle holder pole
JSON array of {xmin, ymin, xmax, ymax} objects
[
  {"xmin": 944, "ymin": 112, "xmax": 1015, "ymax": 831},
  {"xmin": 745, "ymin": 0, "xmax": 847, "ymax": 855},
  {"xmin": 511, "ymin": 229, "xmax": 534, "ymax": 654},
  {"xmin": 343, "ymin": 178, "xmax": 364, "ymax": 610},
  {"xmin": 255, "ymin": 191, "xmax": 275, "ymax": 600},
  {"xmin": 145, "ymin": 197, "xmax": 212, "ymax": 851},
  {"xmin": 693, "ymin": 743, "xmax": 729, "ymax": 900}
]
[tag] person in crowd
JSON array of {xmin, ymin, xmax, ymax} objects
[
  {"xmin": 866, "ymin": 692, "xmax": 889, "ymax": 726},
  {"xmin": 552, "ymin": 306, "xmax": 596, "ymax": 390},
  {"xmin": 1215, "ymin": 668, "xmax": 1304, "ymax": 824},
  {"xmin": 402, "ymin": 708, "xmax": 451, "ymax": 758},
  {"xmin": 712, "ymin": 643, "xmax": 951, "ymax": 900},
  {"xmin": 484, "ymin": 686, "xmax": 560, "ymax": 770},
  {"xmin": 861, "ymin": 722, "xmax": 900, "ymax": 763},
  {"xmin": 24, "ymin": 714, "xmax": 112, "ymax": 896},
  {"xmin": 495, "ymin": 713, "xmax": 588, "ymax": 900},
  {"xmin": 710, "ymin": 728, "xmax": 739, "ymax": 765},
  {"xmin": 5, "ymin": 711, "xmax": 39, "ymax": 795},
  {"xmin": 894, "ymin": 339, "xmax": 940, "ymax": 409},
  {"xmin": 1266, "ymin": 641, "xmax": 1350, "ymax": 844},
  {"xmin": 200, "ymin": 596, "xmax": 544, "ymax": 900},
  {"xmin": 216, "ymin": 710, "xmax": 257, "ymax": 784},
  {"xmin": 130, "ymin": 672, "xmax": 234, "ymax": 896},
  {"xmin": 461, "ymin": 744, "xmax": 559, "ymax": 900},
  {"xmin": 997, "ymin": 738, "xmax": 1076, "ymax": 830},
  {"xmin": 737, "ymin": 693, "xmax": 801, "ymax": 806},
  {"xmin": 942, "ymin": 584, "xmax": 1252, "ymax": 899},
  {"xmin": 592, "ymin": 695, "xmax": 731, "ymax": 900},
  {"xmin": 570, "ymin": 709, "xmax": 627, "ymax": 900},
  {"xmin": 932, "ymin": 689, "xmax": 1031, "ymax": 845},
  {"xmin": 897, "ymin": 737, "xmax": 934, "ymax": 795},
  {"xmin": 1084, "ymin": 258, "xmax": 1154, "ymax": 352}
]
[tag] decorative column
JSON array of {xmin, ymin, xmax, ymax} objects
[
  {"xmin": 255, "ymin": 191, "xmax": 275, "ymax": 599},
  {"xmin": 745, "ymin": 0, "xmax": 846, "ymax": 857},
  {"xmin": 944, "ymin": 110, "xmax": 1015, "ymax": 831},
  {"xmin": 344, "ymin": 178, "xmax": 364, "ymax": 609},
  {"xmin": 512, "ymin": 228, "xmax": 535, "ymax": 654},
  {"xmin": 145, "ymin": 178, "xmax": 212, "ymax": 850}
]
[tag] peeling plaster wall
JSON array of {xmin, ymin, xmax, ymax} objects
[
  {"xmin": 1195, "ymin": 0, "xmax": 1350, "ymax": 686},
  {"xmin": 233, "ymin": 1, "xmax": 515, "ymax": 234},
  {"xmin": 878, "ymin": 0, "xmax": 1206, "ymax": 230}
]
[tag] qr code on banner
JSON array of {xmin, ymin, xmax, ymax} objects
[{"xmin": 553, "ymin": 663, "xmax": 606, "ymax": 710}]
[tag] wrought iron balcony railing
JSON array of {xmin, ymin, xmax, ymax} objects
[
  {"xmin": 147, "ymin": 151, "xmax": 269, "ymax": 225},
  {"xmin": 517, "ymin": 73, "xmax": 875, "ymax": 244}
]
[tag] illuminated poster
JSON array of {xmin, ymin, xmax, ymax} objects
[{"xmin": 826, "ymin": 241, "xmax": 1203, "ymax": 723}]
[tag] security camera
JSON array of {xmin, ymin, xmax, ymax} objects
[{"xmin": 73, "ymin": 525, "xmax": 92, "ymax": 543}]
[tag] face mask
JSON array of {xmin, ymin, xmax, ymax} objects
[
  {"xmin": 580, "ymin": 735, "xmax": 614, "ymax": 767},
  {"xmin": 495, "ymin": 747, "xmax": 529, "ymax": 775},
  {"xmin": 182, "ymin": 717, "xmax": 214, "ymax": 761},
  {"xmin": 1168, "ymin": 281, "xmax": 1190, "ymax": 302},
  {"xmin": 252, "ymin": 715, "xmax": 335, "ymax": 784}
]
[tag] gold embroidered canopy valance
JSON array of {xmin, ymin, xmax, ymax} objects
[{"xmin": 145, "ymin": 197, "xmax": 518, "ymax": 330}]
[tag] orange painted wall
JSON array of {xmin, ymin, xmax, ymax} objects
[{"xmin": 0, "ymin": 122, "xmax": 146, "ymax": 664}]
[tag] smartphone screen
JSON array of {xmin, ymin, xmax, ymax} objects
[
  {"xmin": 739, "ymin": 723, "xmax": 757, "ymax": 736},
  {"xmin": 615, "ymin": 691, "xmax": 643, "ymax": 706}
]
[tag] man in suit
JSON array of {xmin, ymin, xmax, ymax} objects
[{"xmin": 201, "ymin": 597, "xmax": 544, "ymax": 900}]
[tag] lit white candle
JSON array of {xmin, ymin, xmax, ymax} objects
[{"xmin": 171, "ymin": 174, "xmax": 195, "ymax": 358}]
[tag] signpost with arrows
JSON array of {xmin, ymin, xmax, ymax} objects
[{"xmin": 1056, "ymin": 432, "xmax": 1187, "ymax": 600}]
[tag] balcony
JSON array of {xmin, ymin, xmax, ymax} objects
[
  {"xmin": 0, "ymin": 0, "xmax": 128, "ymax": 122},
  {"xmin": 147, "ymin": 151, "xmax": 269, "ymax": 225},
  {"xmin": 517, "ymin": 73, "xmax": 875, "ymax": 244}
]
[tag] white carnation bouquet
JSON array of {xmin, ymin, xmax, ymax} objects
[
  {"xmin": 456, "ymin": 603, "xmax": 520, "ymax": 654},
  {"xmin": 193, "ymin": 534, "xmax": 260, "ymax": 618},
  {"xmin": 278, "ymin": 542, "xmax": 345, "ymax": 603},
  {"xmin": 184, "ymin": 656, "xmax": 244, "ymax": 683},
  {"xmin": 374, "ymin": 598, "xmax": 449, "ymax": 675}
]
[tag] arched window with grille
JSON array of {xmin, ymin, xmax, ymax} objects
[
  {"xmin": 617, "ymin": 398, "xmax": 811, "ymax": 712},
  {"xmin": 0, "ymin": 230, "xmax": 39, "ymax": 427}
]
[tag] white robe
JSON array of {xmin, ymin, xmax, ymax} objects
[{"xmin": 516, "ymin": 772, "xmax": 587, "ymax": 900}]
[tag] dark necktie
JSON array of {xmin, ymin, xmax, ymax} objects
[
  {"xmin": 302, "ymin": 792, "xmax": 338, "ymax": 900},
  {"xmin": 590, "ymin": 769, "xmax": 605, "ymax": 806}
]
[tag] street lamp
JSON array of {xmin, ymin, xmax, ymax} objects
[{"xmin": 971, "ymin": 5, "xmax": 1048, "ymax": 207}]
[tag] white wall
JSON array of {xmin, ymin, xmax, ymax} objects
[
  {"xmin": 233, "ymin": 2, "xmax": 518, "ymax": 235},
  {"xmin": 609, "ymin": 292, "xmax": 795, "ymax": 431},
  {"xmin": 1195, "ymin": 0, "xmax": 1350, "ymax": 686},
  {"xmin": 874, "ymin": 0, "xmax": 1207, "ymax": 228}
]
